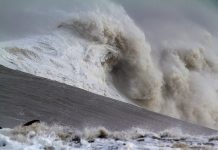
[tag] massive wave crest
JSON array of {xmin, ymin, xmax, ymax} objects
[{"xmin": 1, "ymin": 0, "xmax": 218, "ymax": 129}]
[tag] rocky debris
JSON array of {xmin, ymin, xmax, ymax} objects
[
  {"xmin": 137, "ymin": 138, "xmax": 144, "ymax": 142},
  {"xmin": 71, "ymin": 136, "xmax": 81, "ymax": 144},
  {"xmin": 88, "ymin": 139, "xmax": 95, "ymax": 143}
]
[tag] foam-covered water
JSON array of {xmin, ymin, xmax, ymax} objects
[
  {"xmin": 1, "ymin": 0, "xmax": 218, "ymax": 131},
  {"xmin": 0, "ymin": 123, "xmax": 218, "ymax": 150}
]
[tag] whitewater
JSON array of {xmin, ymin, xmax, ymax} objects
[
  {"xmin": 1, "ymin": 0, "xmax": 218, "ymax": 149},
  {"xmin": 0, "ymin": 122, "xmax": 218, "ymax": 150}
]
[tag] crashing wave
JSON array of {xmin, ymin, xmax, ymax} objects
[{"xmin": 1, "ymin": 1, "xmax": 218, "ymax": 130}]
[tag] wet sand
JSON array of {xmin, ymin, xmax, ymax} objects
[{"xmin": 0, "ymin": 65, "xmax": 216, "ymax": 135}]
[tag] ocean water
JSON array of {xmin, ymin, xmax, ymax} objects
[
  {"xmin": 0, "ymin": 123, "xmax": 218, "ymax": 150},
  {"xmin": 0, "ymin": 0, "xmax": 218, "ymax": 149}
]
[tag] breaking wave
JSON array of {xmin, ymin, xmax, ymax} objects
[{"xmin": 1, "ymin": 0, "xmax": 218, "ymax": 130}]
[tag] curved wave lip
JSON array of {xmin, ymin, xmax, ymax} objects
[{"xmin": 1, "ymin": 0, "xmax": 218, "ymax": 130}]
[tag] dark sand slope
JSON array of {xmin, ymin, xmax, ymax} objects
[{"xmin": 0, "ymin": 65, "xmax": 216, "ymax": 135}]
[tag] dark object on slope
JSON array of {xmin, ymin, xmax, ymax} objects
[{"xmin": 23, "ymin": 120, "xmax": 40, "ymax": 126}]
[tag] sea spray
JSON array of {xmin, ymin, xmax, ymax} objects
[{"xmin": 0, "ymin": 0, "xmax": 218, "ymax": 129}]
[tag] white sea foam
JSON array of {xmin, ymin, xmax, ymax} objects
[{"xmin": 0, "ymin": 123, "xmax": 217, "ymax": 150}]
